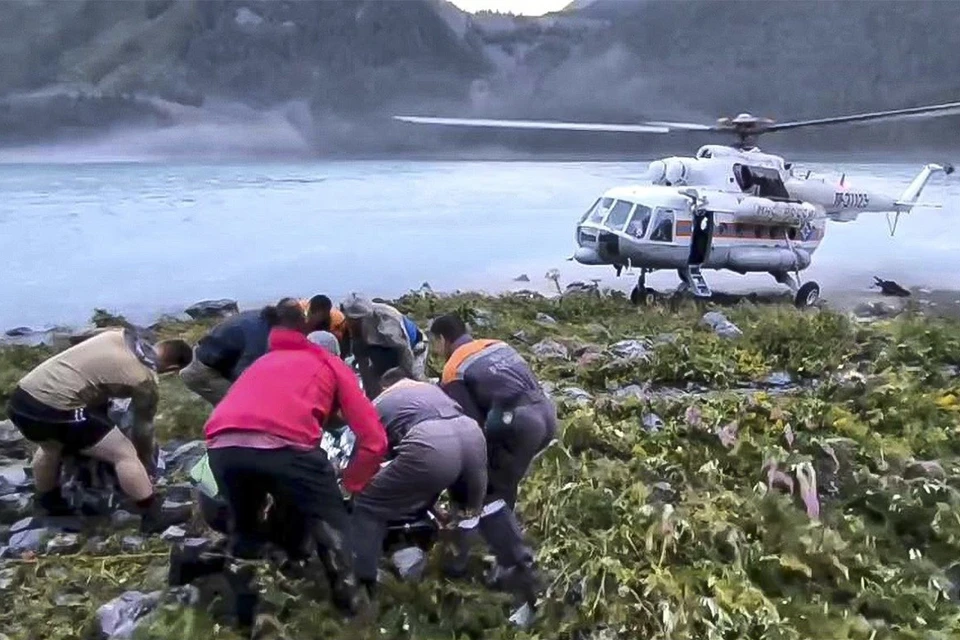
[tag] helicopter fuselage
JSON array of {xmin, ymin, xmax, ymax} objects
[{"xmin": 573, "ymin": 145, "xmax": 946, "ymax": 281}]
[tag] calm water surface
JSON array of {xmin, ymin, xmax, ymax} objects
[{"xmin": 0, "ymin": 160, "xmax": 957, "ymax": 329}]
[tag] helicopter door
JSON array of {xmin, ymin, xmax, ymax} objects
[{"xmin": 688, "ymin": 209, "xmax": 714, "ymax": 266}]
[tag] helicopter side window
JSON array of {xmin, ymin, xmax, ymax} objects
[
  {"xmin": 579, "ymin": 198, "xmax": 600, "ymax": 224},
  {"xmin": 733, "ymin": 164, "xmax": 790, "ymax": 200},
  {"xmin": 625, "ymin": 204, "xmax": 652, "ymax": 238},
  {"xmin": 589, "ymin": 197, "xmax": 614, "ymax": 223},
  {"xmin": 605, "ymin": 199, "xmax": 634, "ymax": 231},
  {"xmin": 649, "ymin": 209, "xmax": 675, "ymax": 243}
]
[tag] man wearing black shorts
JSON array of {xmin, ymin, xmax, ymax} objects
[{"xmin": 6, "ymin": 327, "xmax": 192, "ymax": 532}]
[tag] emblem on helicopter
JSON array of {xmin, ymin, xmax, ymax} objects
[{"xmin": 395, "ymin": 100, "xmax": 959, "ymax": 309}]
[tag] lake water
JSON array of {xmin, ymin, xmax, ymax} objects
[{"xmin": 0, "ymin": 159, "xmax": 957, "ymax": 330}]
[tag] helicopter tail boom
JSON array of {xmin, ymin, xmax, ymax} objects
[{"xmin": 894, "ymin": 163, "xmax": 954, "ymax": 211}]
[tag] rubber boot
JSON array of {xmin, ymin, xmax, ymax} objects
[
  {"xmin": 168, "ymin": 543, "xmax": 227, "ymax": 587},
  {"xmin": 36, "ymin": 489, "xmax": 78, "ymax": 517},
  {"xmin": 139, "ymin": 493, "xmax": 188, "ymax": 535},
  {"xmin": 226, "ymin": 561, "xmax": 259, "ymax": 631},
  {"xmin": 442, "ymin": 526, "xmax": 480, "ymax": 579}
]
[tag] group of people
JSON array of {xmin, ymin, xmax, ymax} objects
[{"xmin": 4, "ymin": 292, "xmax": 557, "ymax": 627}]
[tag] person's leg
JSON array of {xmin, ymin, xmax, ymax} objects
[
  {"xmin": 179, "ymin": 354, "xmax": 232, "ymax": 406},
  {"xmin": 81, "ymin": 428, "xmax": 152, "ymax": 501},
  {"xmin": 271, "ymin": 447, "xmax": 363, "ymax": 614},
  {"xmin": 31, "ymin": 442, "xmax": 62, "ymax": 494},
  {"xmin": 208, "ymin": 447, "xmax": 271, "ymax": 559}
]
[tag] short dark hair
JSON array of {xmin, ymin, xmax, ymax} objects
[
  {"xmin": 380, "ymin": 367, "xmax": 408, "ymax": 389},
  {"xmin": 308, "ymin": 295, "xmax": 332, "ymax": 314},
  {"xmin": 261, "ymin": 297, "xmax": 307, "ymax": 331},
  {"xmin": 429, "ymin": 314, "xmax": 467, "ymax": 342},
  {"xmin": 157, "ymin": 339, "xmax": 193, "ymax": 369}
]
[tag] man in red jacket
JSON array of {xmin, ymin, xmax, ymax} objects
[{"xmin": 203, "ymin": 299, "xmax": 388, "ymax": 623}]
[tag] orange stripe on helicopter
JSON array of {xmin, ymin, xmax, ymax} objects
[{"xmin": 674, "ymin": 221, "xmax": 822, "ymax": 241}]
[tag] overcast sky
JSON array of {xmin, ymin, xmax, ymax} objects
[{"xmin": 447, "ymin": 0, "xmax": 572, "ymax": 15}]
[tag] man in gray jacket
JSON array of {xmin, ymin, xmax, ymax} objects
[{"xmin": 350, "ymin": 368, "xmax": 487, "ymax": 597}]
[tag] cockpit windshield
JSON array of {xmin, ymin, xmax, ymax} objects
[
  {"xmin": 588, "ymin": 197, "xmax": 614, "ymax": 224},
  {"xmin": 579, "ymin": 199, "xmax": 599, "ymax": 224},
  {"xmin": 625, "ymin": 204, "xmax": 652, "ymax": 238},
  {"xmin": 605, "ymin": 199, "xmax": 634, "ymax": 231}
]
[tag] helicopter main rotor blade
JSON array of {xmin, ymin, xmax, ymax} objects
[
  {"xmin": 393, "ymin": 115, "xmax": 671, "ymax": 134},
  {"xmin": 642, "ymin": 120, "xmax": 716, "ymax": 131},
  {"xmin": 767, "ymin": 101, "xmax": 960, "ymax": 132}
]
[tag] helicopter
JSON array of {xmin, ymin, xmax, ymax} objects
[{"xmin": 394, "ymin": 101, "xmax": 959, "ymax": 308}]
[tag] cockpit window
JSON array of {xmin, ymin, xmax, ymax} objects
[
  {"xmin": 579, "ymin": 199, "xmax": 599, "ymax": 224},
  {"xmin": 605, "ymin": 199, "xmax": 633, "ymax": 231},
  {"xmin": 625, "ymin": 204, "xmax": 652, "ymax": 238},
  {"xmin": 649, "ymin": 209, "xmax": 675, "ymax": 243},
  {"xmin": 588, "ymin": 197, "xmax": 614, "ymax": 223}
]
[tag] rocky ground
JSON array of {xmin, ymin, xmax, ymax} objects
[{"xmin": 2, "ymin": 287, "xmax": 960, "ymax": 639}]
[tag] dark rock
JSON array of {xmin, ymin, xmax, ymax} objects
[
  {"xmin": 161, "ymin": 500, "xmax": 194, "ymax": 526},
  {"xmin": 642, "ymin": 414, "xmax": 664, "ymax": 433},
  {"xmin": 535, "ymin": 312, "xmax": 557, "ymax": 325},
  {"xmin": 0, "ymin": 464, "xmax": 29, "ymax": 494},
  {"xmin": 511, "ymin": 330, "xmax": 532, "ymax": 344},
  {"xmin": 161, "ymin": 526, "xmax": 187, "ymax": 542},
  {"xmin": 904, "ymin": 460, "xmax": 946, "ymax": 481},
  {"xmin": 184, "ymin": 299, "xmax": 239, "ymax": 320},
  {"xmin": 0, "ymin": 567, "xmax": 14, "ymax": 590},
  {"xmin": 531, "ymin": 339, "xmax": 568, "ymax": 360},
  {"xmin": 853, "ymin": 300, "xmax": 903, "ymax": 320},
  {"xmin": 614, "ymin": 384, "xmax": 646, "ymax": 400},
  {"xmin": 164, "ymin": 483, "xmax": 196, "ymax": 504},
  {"xmin": 46, "ymin": 533, "xmax": 81, "ymax": 555},
  {"xmin": 122, "ymin": 536, "xmax": 145, "ymax": 552},
  {"xmin": 609, "ymin": 339, "xmax": 650, "ymax": 362},
  {"xmin": 0, "ymin": 493, "xmax": 32, "ymax": 524},
  {"xmin": 6, "ymin": 527, "xmax": 51, "ymax": 555},
  {"xmin": 701, "ymin": 312, "xmax": 743, "ymax": 339},
  {"xmin": 4, "ymin": 326, "xmax": 34, "ymax": 337},
  {"xmin": 162, "ymin": 442, "xmax": 206, "ymax": 474},
  {"xmin": 0, "ymin": 421, "xmax": 30, "ymax": 459},
  {"xmin": 765, "ymin": 371, "xmax": 793, "ymax": 387},
  {"xmin": 54, "ymin": 593, "xmax": 86, "ymax": 608},
  {"xmin": 0, "ymin": 524, "xmax": 8, "ymax": 543},
  {"xmin": 84, "ymin": 537, "xmax": 109, "ymax": 554},
  {"xmin": 559, "ymin": 387, "xmax": 593, "ymax": 405},
  {"xmin": 513, "ymin": 274, "xmax": 530, "ymax": 282},
  {"xmin": 111, "ymin": 510, "xmax": 138, "ymax": 528},
  {"xmin": 96, "ymin": 590, "xmax": 163, "ymax": 639},
  {"xmin": 183, "ymin": 537, "xmax": 213, "ymax": 552},
  {"xmin": 45, "ymin": 515, "xmax": 85, "ymax": 533},
  {"xmin": 10, "ymin": 516, "xmax": 43, "ymax": 534},
  {"xmin": 391, "ymin": 546, "xmax": 427, "ymax": 582},
  {"xmin": 649, "ymin": 481, "xmax": 677, "ymax": 504}
]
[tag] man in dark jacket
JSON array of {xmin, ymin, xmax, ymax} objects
[
  {"xmin": 180, "ymin": 300, "xmax": 299, "ymax": 406},
  {"xmin": 429, "ymin": 313, "xmax": 556, "ymax": 602}
]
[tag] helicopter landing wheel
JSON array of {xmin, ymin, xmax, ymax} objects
[
  {"xmin": 794, "ymin": 281, "xmax": 820, "ymax": 309},
  {"xmin": 630, "ymin": 285, "xmax": 656, "ymax": 306}
]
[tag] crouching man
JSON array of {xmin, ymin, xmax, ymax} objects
[
  {"xmin": 350, "ymin": 368, "xmax": 487, "ymax": 598},
  {"xmin": 429, "ymin": 314, "xmax": 557, "ymax": 602},
  {"xmin": 5, "ymin": 328, "xmax": 192, "ymax": 532}
]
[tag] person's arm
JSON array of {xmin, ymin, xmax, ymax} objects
[
  {"xmin": 330, "ymin": 359, "xmax": 388, "ymax": 494},
  {"xmin": 440, "ymin": 380, "xmax": 485, "ymax": 425},
  {"xmin": 127, "ymin": 378, "xmax": 160, "ymax": 475}
]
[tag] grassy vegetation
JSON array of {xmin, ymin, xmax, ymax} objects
[{"xmin": 2, "ymin": 291, "xmax": 960, "ymax": 639}]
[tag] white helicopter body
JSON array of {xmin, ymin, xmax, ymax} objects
[{"xmin": 395, "ymin": 105, "xmax": 959, "ymax": 306}]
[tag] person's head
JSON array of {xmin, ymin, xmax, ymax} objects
[
  {"xmin": 341, "ymin": 292, "xmax": 373, "ymax": 333},
  {"xmin": 307, "ymin": 330, "xmax": 341, "ymax": 357},
  {"xmin": 261, "ymin": 297, "xmax": 308, "ymax": 333},
  {"xmin": 429, "ymin": 314, "xmax": 468, "ymax": 359},
  {"xmin": 306, "ymin": 295, "xmax": 333, "ymax": 331},
  {"xmin": 380, "ymin": 366, "xmax": 409, "ymax": 391},
  {"xmin": 155, "ymin": 339, "xmax": 193, "ymax": 374}
]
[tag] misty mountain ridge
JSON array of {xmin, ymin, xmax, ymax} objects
[{"xmin": 0, "ymin": 0, "xmax": 957, "ymax": 156}]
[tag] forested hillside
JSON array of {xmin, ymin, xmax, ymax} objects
[{"xmin": 0, "ymin": 0, "xmax": 956, "ymax": 154}]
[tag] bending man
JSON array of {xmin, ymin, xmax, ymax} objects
[
  {"xmin": 340, "ymin": 293, "xmax": 428, "ymax": 398},
  {"xmin": 180, "ymin": 302, "xmax": 284, "ymax": 406},
  {"xmin": 203, "ymin": 299, "xmax": 387, "ymax": 619},
  {"xmin": 351, "ymin": 367, "xmax": 487, "ymax": 597},
  {"xmin": 6, "ymin": 328, "xmax": 192, "ymax": 532},
  {"xmin": 429, "ymin": 313, "xmax": 557, "ymax": 596}
]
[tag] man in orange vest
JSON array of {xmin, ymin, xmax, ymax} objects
[{"xmin": 428, "ymin": 313, "xmax": 556, "ymax": 607}]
